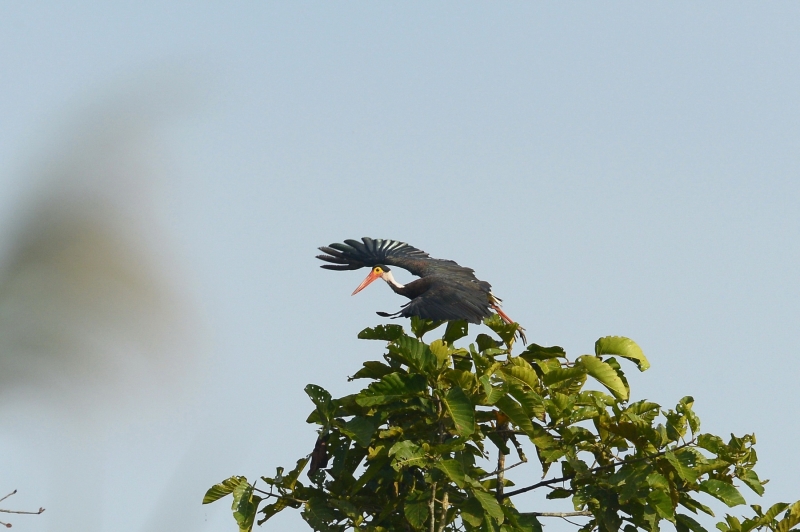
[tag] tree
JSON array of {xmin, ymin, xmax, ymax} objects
[{"xmin": 204, "ymin": 317, "xmax": 800, "ymax": 532}]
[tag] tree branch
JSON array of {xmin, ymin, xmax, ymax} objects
[
  {"xmin": 523, "ymin": 511, "xmax": 592, "ymax": 518},
  {"xmin": 479, "ymin": 460, "xmax": 525, "ymax": 481},
  {"xmin": 428, "ymin": 481, "xmax": 437, "ymax": 532},
  {"xmin": 503, "ymin": 438, "xmax": 697, "ymax": 499}
]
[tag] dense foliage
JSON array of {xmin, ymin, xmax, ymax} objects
[{"xmin": 205, "ymin": 317, "xmax": 799, "ymax": 532}]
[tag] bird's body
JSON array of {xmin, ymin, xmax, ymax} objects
[{"xmin": 317, "ymin": 238, "xmax": 524, "ymax": 341}]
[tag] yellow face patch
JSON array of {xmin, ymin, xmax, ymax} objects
[{"xmin": 373, "ymin": 266, "xmax": 384, "ymax": 274}]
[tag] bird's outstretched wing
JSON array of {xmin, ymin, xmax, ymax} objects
[
  {"xmin": 380, "ymin": 277, "xmax": 493, "ymax": 324},
  {"xmin": 317, "ymin": 237, "xmax": 481, "ymax": 280}
]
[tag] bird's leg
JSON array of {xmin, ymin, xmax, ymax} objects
[{"xmin": 490, "ymin": 302, "xmax": 527, "ymax": 345}]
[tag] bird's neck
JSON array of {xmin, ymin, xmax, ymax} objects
[{"xmin": 382, "ymin": 271, "xmax": 406, "ymax": 294}]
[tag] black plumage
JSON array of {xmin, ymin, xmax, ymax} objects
[{"xmin": 317, "ymin": 238, "xmax": 523, "ymax": 339}]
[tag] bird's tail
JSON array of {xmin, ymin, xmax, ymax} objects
[{"xmin": 489, "ymin": 299, "xmax": 527, "ymax": 345}]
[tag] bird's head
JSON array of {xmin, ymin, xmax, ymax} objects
[{"xmin": 351, "ymin": 265, "xmax": 392, "ymax": 295}]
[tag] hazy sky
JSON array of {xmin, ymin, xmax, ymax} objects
[{"xmin": 0, "ymin": 3, "xmax": 798, "ymax": 531}]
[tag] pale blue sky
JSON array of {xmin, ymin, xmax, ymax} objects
[{"xmin": 0, "ymin": 3, "xmax": 798, "ymax": 531}]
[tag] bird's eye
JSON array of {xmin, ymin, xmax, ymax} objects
[{"xmin": 374, "ymin": 267, "xmax": 383, "ymax": 274}]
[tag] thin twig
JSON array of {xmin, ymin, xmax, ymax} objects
[
  {"xmin": 479, "ymin": 460, "xmax": 526, "ymax": 480},
  {"xmin": 523, "ymin": 511, "xmax": 592, "ymax": 518},
  {"xmin": 503, "ymin": 438, "xmax": 696, "ymax": 499},
  {"xmin": 0, "ymin": 508, "xmax": 45, "ymax": 515},
  {"xmin": 0, "ymin": 492, "xmax": 15, "ymax": 505}
]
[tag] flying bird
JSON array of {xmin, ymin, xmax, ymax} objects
[{"xmin": 317, "ymin": 238, "xmax": 525, "ymax": 342}]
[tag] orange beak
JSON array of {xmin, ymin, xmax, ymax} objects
[{"xmin": 352, "ymin": 269, "xmax": 381, "ymax": 295}]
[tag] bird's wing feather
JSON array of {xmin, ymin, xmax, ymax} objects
[
  {"xmin": 398, "ymin": 277, "xmax": 492, "ymax": 324},
  {"xmin": 317, "ymin": 237, "xmax": 481, "ymax": 280}
]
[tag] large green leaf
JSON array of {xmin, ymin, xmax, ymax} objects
[
  {"xmin": 301, "ymin": 496, "xmax": 337, "ymax": 531},
  {"xmin": 389, "ymin": 335, "xmax": 435, "ymax": 372},
  {"xmin": 350, "ymin": 361, "xmax": 394, "ymax": 380},
  {"xmin": 595, "ymin": 336, "xmax": 650, "ymax": 371},
  {"xmin": 305, "ymin": 384, "xmax": 334, "ymax": 422},
  {"xmin": 355, "ymin": 373, "xmax": 427, "ymax": 407},
  {"xmin": 676, "ymin": 513, "xmax": 709, "ymax": 532},
  {"xmin": 472, "ymin": 488, "xmax": 505, "ymax": 523},
  {"xmin": 776, "ymin": 501, "xmax": 800, "ymax": 532},
  {"xmin": 495, "ymin": 395, "xmax": 535, "ymax": 436},
  {"xmin": 232, "ymin": 481, "xmax": 261, "ymax": 532},
  {"xmin": 437, "ymin": 459, "xmax": 467, "ymax": 488},
  {"xmin": 442, "ymin": 386, "xmax": 476, "ymax": 436},
  {"xmin": 507, "ymin": 385, "xmax": 545, "ymax": 420},
  {"xmin": 461, "ymin": 497, "xmax": 485, "ymax": 527},
  {"xmin": 358, "ymin": 324, "xmax": 404, "ymax": 341},
  {"xmin": 444, "ymin": 320, "xmax": 469, "ymax": 344},
  {"xmin": 578, "ymin": 355, "xmax": 629, "ymax": 401},
  {"xmin": 737, "ymin": 469, "xmax": 765, "ymax": 496},
  {"xmin": 411, "ymin": 316, "xmax": 444, "ymax": 338},
  {"xmin": 404, "ymin": 491, "xmax": 430, "ymax": 530},
  {"xmin": 519, "ymin": 343, "xmax": 566, "ymax": 361},
  {"xmin": 479, "ymin": 375, "xmax": 508, "ymax": 405},
  {"xmin": 389, "ymin": 441, "xmax": 427, "ymax": 470},
  {"xmin": 499, "ymin": 365, "xmax": 540, "ymax": 390},
  {"xmin": 342, "ymin": 416, "xmax": 379, "ymax": 447},
  {"xmin": 541, "ymin": 367, "xmax": 586, "ymax": 386},
  {"xmin": 699, "ymin": 480, "xmax": 746, "ymax": 507},
  {"xmin": 648, "ymin": 487, "xmax": 675, "ymax": 521},
  {"xmin": 203, "ymin": 476, "xmax": 248, "ymax": 504},
  {"xmin": 666, "ymin": 450, "xmax": 699, "ymax": 483}
]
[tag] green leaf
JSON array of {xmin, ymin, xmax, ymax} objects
[
  {"xmin": 404, "ymin": 491, "xmax": 430, "ymax": 530},
  {"xmin": 350, "ymin": 360, "xmax": 394, "ymax": 380},
  {"xmin": 776, "ymin": 501, "xmax": 800, "ymax": 532},
  {"xmin": 542, "ymin": 367, "xmax": 586, "ymax": 386},
  {"xmin": 472, "ymin": 489, "xmax": 505, "ymax": 523},
  {"xmin": 484, "ymin": 313, "xmax": 519, "ymax": 345},
  {"xmin": 389, "ymin": 441, "xmax": 427, "ymax": 470},
  {"xmin": 480, "ymin": 375, "xmax": 508, "ymax": 405},
  {"xmin": 444, "ymin": 320, "xmax": 469, "ymax": 344},
  {"xmin": 305, "ymin": 384, "xmax": 334, "ymax": 422},
  {"xmin": 595, "ymin": 336, "xmax": 650, "ymax": 371},
  {"xmin": 680, "ymin": 492, "xmax": 716, "ymax": 517},
  {"xmin": 358, "ymin": 324, "xmax": 404, "ymax": 341},
  {"xmin": 499, "ymin": 365, "xmax": 540, "ymax": 390},
  {"xmin": 546, "ymin": 488, "xmax": 572, "ymax": 499},
  {"xmin": 461, "ymin": 496, "xmax": 485, "ymax": 527},
  {"xmin": 677, "ymin": 513, "xmax": 710, "ymax": 532},
  {"xmin": 342, "ymin": 416, "xmax": 379, "ymax": 447},
  {"xmin": 437, "ymin": 459, "xmax": 467, "ymax": 488},
  {"xmin": 763, "ymin": 502, "xmax": 790, "ymax": 522},
  {"xmin": 301, "ymin": 496, "xmax": 337, "ymax": 531},
  {"xmin": 495, "ymin": 395, "xmax": 535, "ymax": 436},
  {"xmin": 648, "ymin": 487, "xmax": 676, "ymax": 521},
  {"xmin": 519, "ymin": 343, "xmax": 566, "ymax": 361},
  {"xmin": 430, "ymin": 339, "xmax": 451, "ymax": 368},
  {"xmin": 699, "ymin": 480, "xmax": 746, "ymax": 508},
  {"xmin": 476, "ymin": 333, "xmax": 502, "ymax": 352},
  {"xmin": 698, "ymin": 434, "xmax": 725, "ymax": 454},
  {"xmin": 257, "ymin": 498, "xmax": 289, "ymax": 525},
  {"xmin": 442, "ymin": 386, "xmax": 476, "ymax": 436},
  {"xmin": 578, "ymin": 355, "xmax": 629, "ymax": 401},
  {"xmin": 411, "ymin": 316, "xmax": 444, "ymax": 338},
  {"xmin": 355, "ymin": 373, "xmax": 427, "ymax": 407},
  {"xmin": 507, "ymin": 385, "xmax": 545, "ymax": 420},
  {"xmin": 232, "ymin": 481, "xmax": 261, "ymax": 532},
  {"xmin": 737, "ymin": 469, "xmax": 765, "ymax": 496},
  {"xmin": 282, "ymin": 457, "xmax": 309, "ymax": 490},
  {"xmin": 666, "ymin": 450, "xmax": 700, "ymax": 484},
  {"xmin": 389, "ymin": 335, "xmax": 435, "ymax": 372},
  {"xmin": 203, "ymin": 476, "xmax": 247, "ymax": 504}
]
